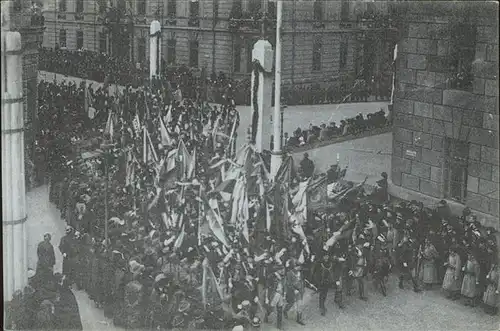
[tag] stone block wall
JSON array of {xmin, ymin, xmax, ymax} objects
[{"xmin": 391, "ymin": 2, "xmax": 499, "ymax": 223}]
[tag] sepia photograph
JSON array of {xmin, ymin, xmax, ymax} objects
[{"xmin": 1, "ymin": 0, "xmax": 499, "ymax": 330}]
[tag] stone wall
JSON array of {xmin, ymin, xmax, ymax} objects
[{"xmin": 391, "ymin": 2, "xmax": 499, "ymax": 223}]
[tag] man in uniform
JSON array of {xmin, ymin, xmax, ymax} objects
[
  {"xmin": 311, "ymin": 252, "xmax": 334, "ymax": 316},
  {"xmin": 284, "ymin": 259, "xmax": 306, "ymax": 325},
  {"xmin": 397, "ymin": 235, "xmax": 421, "ymax": 292}
]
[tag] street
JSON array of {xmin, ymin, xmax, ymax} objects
[{"xmin": 26, "ymin": 184, "xmax": 498, "ymax": 331}]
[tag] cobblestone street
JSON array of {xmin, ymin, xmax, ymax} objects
[{"xmin": 26, "ymin": 185, "xmax": 498, "ymax": 331}]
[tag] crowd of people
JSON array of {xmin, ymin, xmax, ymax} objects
[
  {"xmin": 39, "ymin": 47, "xmax": 391, "ymax": 107},
  {"xmin": 284, "ymin": 108, "xmax": 390, "ymax": 149},
  {"xmin": 8, "ymin": 59, "xmax": 498, "ymax": 331}
]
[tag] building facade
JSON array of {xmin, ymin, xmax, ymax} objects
[
  {"xmin": 3, "ymin": 0, "xmax": 45, "ymax": 176},
  {"xmin": 390, "ymin": 2, "xmax": 499, "ymax": 228},
  {"xmin": 41, "ymin": 0, "xmax": 396, "ymax": 86}
]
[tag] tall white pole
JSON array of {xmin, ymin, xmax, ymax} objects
[{"xmin": 270, "ymin": 0, "xmax": 283, "ymax": 178}]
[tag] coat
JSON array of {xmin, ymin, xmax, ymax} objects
[
  {"xmin": 54, "ymin": 286, "xmax": 83, "ymax": 330},
  {"xmin": 286, "ymin": 270, "xmax": 304, "ymax": 303},
  {"xmin": 483, "ymin": 266, "xmax": 500, "ymax": 307},
  {"xmin": 37, "ymin": 241, "xmax": 56, "ymax": 270},
  {"xmin": 59, "ymin": 235, "xmax": 76, "ymax": 276},
  {"xmin": 312, "ymin": 261, "xmax": 334, "ymax": 288},
  {"xmin": 461, "ymin": 259, "xmax": 480, "ymax": 298},
  {"xmin": 420, "ymin": 244, "xmax": 439, "ymax": 284},
  {"xmin": 442, "ymin": 253, "xmax": 462, "ymax": 292}
]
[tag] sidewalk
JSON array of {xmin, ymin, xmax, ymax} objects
[{"xmin": 26, "ymin": 184, "xmax": 121, "ymax": 331}]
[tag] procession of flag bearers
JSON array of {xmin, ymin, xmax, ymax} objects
[{"xmin": 7, "ymin": 74, "xmax": 498, "ymax": 331}]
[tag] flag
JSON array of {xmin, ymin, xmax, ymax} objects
[
  {"xmin": 201, "ymin": 257, "xmax": 223, "ymax": 307},
  {"xmin": 198, "ymin": 196, "xmax": 229, "ymax": 247},
  {"xmin": 104, "ymin": 109, "xmax": 114, "ymax": 140},
  {"xmin": 133, "ymin": 113, "xmax": 141, "ymax": 136},
  {"xmin": 159, "ymin": 115, "xmax": 172, "ymax": 147},
  {"xmin": 174, "ymin": 224, "xmax": 185, "ymax": 249},
  {"xmin": 143, "ymin": 126, "xmax": 159, "ymax": 164},
  {"xmin": 125, "ymin": 151, "xmax": 136, "ymax": 187},
  {"xmin": 227, "ymin": 116, "xmax": 237, "ymax": 158},
  {"xmin": 186, "ymin": 147, "xmax": 196, "ymax": 179},
  {"xmin": 164, "ymin": 104, "xmax": 172, "ymax": 123},
  {"xmin": 177, "ymin": 140, "xmax": 192, "ymax": 179}
]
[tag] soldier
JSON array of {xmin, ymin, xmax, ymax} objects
[
  {"xmin": 283, "ymin": 259, "xmax": 306, "ymax": 325},
  {"xmin": 332, "ymin": 249, "xmax": 346, "ymax": 309},
  {"xmin": 311, "ymin": 252, "xmax": 334, "ymax": 316},
  {"xmin": 397, "ymin": 235, "xmax": 421, "ymax": 292}
]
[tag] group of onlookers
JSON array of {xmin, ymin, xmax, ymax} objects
[{"xmin": 284, "ymin": 109, "xmax": 390, "ymax": 149}]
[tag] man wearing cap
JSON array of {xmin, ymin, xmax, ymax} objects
[
  {"xmin": 311, "ymin": 252, "xmax": 334, "ymax": 316},
  {"xmin": 284, "ymin": 259, "xmax": 306, "ymax": 325}
]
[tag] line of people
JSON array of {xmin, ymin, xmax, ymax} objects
[
  {"xmin": 284, "ymin": 109, "xmax": 389, "ymax": 149},
  {"xmin": 38, "ymin": 48, "xmax": 392, "ymax": 107}
]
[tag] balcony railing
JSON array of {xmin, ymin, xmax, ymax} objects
[
  {"xmin": 188, "ymin": 16, "xmax": 200, "ymax": 27},
  {"xmin": 74, "ymin": 12, "xmax": 84, "ymax": 20}
]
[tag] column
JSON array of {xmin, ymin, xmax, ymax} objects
[
  {"xmin": 251, "ymin": 39, "xmax": 274, "ymax": 154},
  {"xmin": 150, "ymin": 20, "xmax": 161, "ymax": 81},
  {"xmin": 2, "ymin": 31, "xmax": 28, "ymax": 302}
]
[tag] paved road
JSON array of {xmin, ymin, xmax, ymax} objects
[{"xmin": 25, "ymin": 185, "xmax": 498, "ymax": 331}]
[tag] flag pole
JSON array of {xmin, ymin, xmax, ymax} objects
[{"xmin": 270, "ymin": 0, "xmax": 283, "ymax": 178}]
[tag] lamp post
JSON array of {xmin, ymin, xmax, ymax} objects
[{"xmin": 99, "ymin": 140, "xmax": 114, "ymax": 244}]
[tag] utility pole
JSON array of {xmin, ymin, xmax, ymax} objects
[{"xmin": 270, "ymin": 0, "xmax": 282, "ymax": 178}]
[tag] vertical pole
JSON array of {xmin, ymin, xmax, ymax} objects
[
  {"xmin": 270, "ymin": 0, "xmax": 282, "ymax": 178},
  {"xmin": 104, "ymin": 152, "xmax": 109, "ymax": 244}
]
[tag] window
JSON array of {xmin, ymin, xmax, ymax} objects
[
  {"xmin": 117, "ymin": 0, "xmax": 126, "ymax": 12},
  {"xmin": 167, "ymin": 39, "xmax": 176, "ymax": 64},
  {"xmin": 246, "ymin": 41, "xmax": 254, "ymax": 73},
  {"xmin": 59, "ymin": 0, "xmax": 67, "ymax": 12},
  {"xmin": 340, "ymin": 40, "xmax": 348, "ymax": 68},
  {"xmin": 312, "ymin": 42, "xmax": 322, "ymax": 71},
  {"xmin": 137, "ymin": 0, "xmax": 146, "ymax": 15},
  {"xmin": 98, "ymin": 0, "xmax": 106, "ymax": 13},
  {"xmin": 167, "ymin": 0, "xmax": 176, "ymax": 17},
  {"xmin": 76, "ymin": 30, "xmax": 84, "ymax": 49},
  {"xmin": 449, "ymin": 23, "xmax": 476, "ymax": 91},
  {"xmin": 231, "ymin": 0, "xmax": 243, "ymax": 19},
  {"xmin": 313, "ymin": 1, "xmax": 323, "ymax": 21},
  {"xmin": 59, "ymin": 29, "xmax": 66, "ymax": 48},
  {"xmin": 99, "ymin": 32, "xmax": 107, "ymax": 53},
  {"xmin": 248, "ymin": 0, "xmax": 261, "ymax": 14},
  {"xmin": 268, "ymin": 0, "xmax": 276, "ymax": 19},
  {"xmin": 138, "ymin": 37, "xmax": 146, "ymax": 63},
  {"xmin": 190, "ymin": 0, "xmax": 199, "ymax": 17},
  {"xmin": 76, "ymin": 0, "xmax": 84, "ymax": 13},
  {"xmin": 340, "ymin": 0, "xmax": 349, "ymax": 22},
  {"xmin": 189, "ymin": 41, "xmax": 199, "ymax": 68},
  {"xmin": 234, "ymin": 43, "xmax": 242, "ymax": 72},
  {"xmin": 444, "ymin": 138, "xmax": 469, "ymax": 202}
]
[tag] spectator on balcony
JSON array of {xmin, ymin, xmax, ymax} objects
[{"xmin": 319, "ymin": 124, "xmax": 330, "ymax": 141}]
